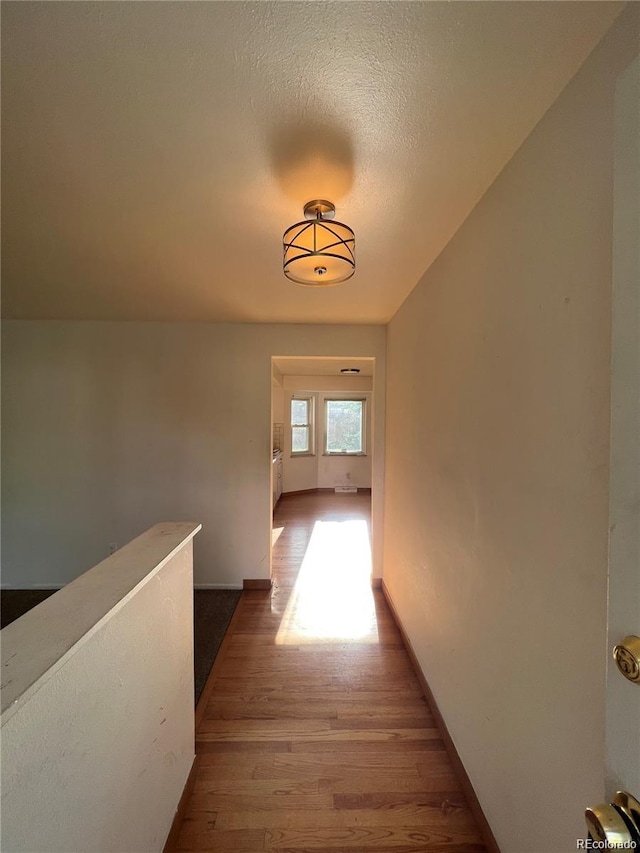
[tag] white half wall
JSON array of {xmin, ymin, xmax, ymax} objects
[
  {"xmin": 1, "ymin": 522, "xmax": 199, "ymax": 853},
  {"xmin": 1, "ymin": 323, "xmax": 385, "ymax": 587},
  {"xmin": 382, "ymin": 8, "xmax": 639, "ymax": 853}
]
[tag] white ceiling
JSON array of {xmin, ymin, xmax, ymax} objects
[
  {"xmin": 2, "ymin": 2, "xmax": 624, "ymax": 325},
  {"xmin": 273, "ymin": 357, "xmax": 374, "ymax": 377}
]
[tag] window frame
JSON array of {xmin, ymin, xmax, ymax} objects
[
  {"xmin": 323, "ymin": 397, "xmax": 367, "ymax": 457},
  {"xmin": 290, "ymin": 395, "xmax": 315, "ymax": 457}
]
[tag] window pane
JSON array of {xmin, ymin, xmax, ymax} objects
[
  {"xmin": 326, "ymin": 400, "xmax": 363, "ymax": 453},
  {"xmin": 292, "ymin": 426, "xmax": 309, "ymax": 453},
  {"xmin": 291, "ymin": 399, "xmax": 308, "ymax": 425}
]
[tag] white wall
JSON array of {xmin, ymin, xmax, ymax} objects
[
  {"xmin": 1, "ymin": 523, "xmax": 198, "ymax": 853},
  {"xmin": 282, "ymin": 375, "xmax": 373, "ymax": 493},
  {"xmin": 1, "ymin": 323, "xmax": 385, "ymax": 587},
  {"xmin": 382, "ymin": 9, "xmax": 639, "ymax": 853}
]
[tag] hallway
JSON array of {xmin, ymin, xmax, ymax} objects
[{"xmin": 175, "ymin": 493, "xmax": 487, "ymax": 852}]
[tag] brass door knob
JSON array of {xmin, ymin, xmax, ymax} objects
[
  {"xmin": 585, "ymin": 792, "xmax": 640, "ymax": 847},
  {"xmin": 613, "ymin": 635, "xmax": 640, "ymax": 684},
  {"xmin": 585, "ymin": 804, "xmax": 635, "ymax": 846},
  {"xmin": 615, "ymin": 792, "xmax": 640, "ymax": 834}
]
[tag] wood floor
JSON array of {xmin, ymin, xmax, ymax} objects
[{"xmin": 175, "ymin": 492, "xmax": 487, "ymax": 852}]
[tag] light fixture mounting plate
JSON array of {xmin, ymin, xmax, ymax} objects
[{"xmin": 303, "ymin": 199, "xmax": 336, "ymax": 220}]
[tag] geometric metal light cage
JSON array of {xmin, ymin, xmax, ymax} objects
[{"xmin": 283, "ymin": 199, "xmax": 355, "ymax": 287}]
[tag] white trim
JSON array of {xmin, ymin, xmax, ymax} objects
[
  {"xmin": 322, "ymin": 452, "xmax": 367, "ymax": 457},
  {"xmin": 324, "ymin": 397, "xmax": 367, "ymax": 455},
  {"xmin": 290, "ymin": 395, "xmax": 314, "ymax": 455}
]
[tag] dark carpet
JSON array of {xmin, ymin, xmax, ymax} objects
[
  {"xmin": 0, "ymin": 589, "xmax": 58, "ymax": 627},
  {"xmin": 193, "ymin": 589, "xmax": 241, "ymax": 703},
  {"xmin": 1, "ymin": 588, "xmax": 241, "ymax": 706}
]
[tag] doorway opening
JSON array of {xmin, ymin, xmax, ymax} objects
[{"xmin": 270, "ymin": 355, "xmax": 379, "ymax": 592}]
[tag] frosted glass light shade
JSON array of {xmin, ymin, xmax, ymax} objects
[{"xmin": 283, "ymin": 212, "xmax": 355, "ymax": 287}]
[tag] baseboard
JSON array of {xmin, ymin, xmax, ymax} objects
[
  {"xmin": 282, "ymin": 488, "xmax": 334, "ymax": 496},
  {"xmin": 371, "ymin": 577, "xmax": 382, "ymax": 589},
  {"xmin": 195, "ymin": 591, "xmax": 246, "ymax": 731},
  {"xmin": 242, "ymin": 578, "xmax": 272, "ymax": 590},
  {"xmin": 162, "ymin": 755, "xmax": 198, "ymax": 853},
  {"xmin": 193, "ymin": 583, "xmax": 243, "ymax": 590},
  {"xmin": 282, "ymin": 487, "xmax": 372, "ymax": 496},
  {"xmin": 381, "ymin": 581, "xmax": 501, "ymax": 853}
]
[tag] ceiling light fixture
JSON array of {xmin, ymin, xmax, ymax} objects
[
  {"xmin": 283, "ymin": 200, "xmax": 355, "ymax": 286},
  {"xmin": 340, "ymin": 368, "xmax": 360, "ymax": 374}
]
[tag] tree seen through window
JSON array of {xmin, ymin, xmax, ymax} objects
[{"xmin": 325, "ymin": 400, "xmax": 364, "ymax": 454}]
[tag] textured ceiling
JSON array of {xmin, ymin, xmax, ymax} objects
[{"xmin": 2, "ymin": 1, "xmax": 624, "ymax": 324}]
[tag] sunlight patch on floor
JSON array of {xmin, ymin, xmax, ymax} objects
[
  {"xmin": 275, "ymin": 519, "xmax": 378, "ymax": 645},
  {"xmin": 271, "ymin": 525, "xmax": 284, "ymax": 547}
]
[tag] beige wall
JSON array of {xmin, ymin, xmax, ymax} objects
[
  {"xmin": 382, "ymin": 9, "xmax": 639, "ymax": 853},
  {"xmin": 606, "ymin": 53, "xmax": 640, "ymax": 798},
  {"xmin": 1, "ymin": 322, "xmax": 385, "ymax": 588}
]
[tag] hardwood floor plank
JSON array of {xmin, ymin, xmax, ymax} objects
[
  {"xmin": 264, "ymin": 826, "xmax": 482, "ymax": 850},
  {"xmin": 186, "ymin": 792, "xmax": 335, "ymax": 812},
  {"xmin": 213, "ymin": 675, "xmax": 424, "ymax": 690},
  {"xmin": 176, "ymin": 824, "xmax": 265, "ymax": 851},
  {"xmin": 212, "ymin": 675, "xmax": 337, "ymax": 689},
  {"xmin": 197, "ymin": 719, "xmax": 333, "ymax": 735},
  {"xmin": 198, "ymin": 723, "xmax": 441, "ymax": 742},
  {"xmin": 249, "ymin": 766, "xmax": 429, "ymax": 789},
  {"xmin": 289, "ymin": 738, "xmax": 447, "ymax": 753},
  {"xmin": 329, "ymin": 716, "xmax": 436, "ymax": 730},
  {"xmin": 335, "ymin": 701, "xmax": 431, "ymax": 716},
  {"xmin": 192, "ymin": 778, "xmax": 325, "ymax": 796},
  {"xmin": 204, "ymin": 700, "xmax": 341, "ymax": 721},
  {"xmin": 334, "ymin": 791, "xmax": 474, "ymax": 809},
  {"xmin": 194, "ymin": 764, "xmax": 424, "ymax": 796},
  {"xmin": 195, "ymin": 740, "xmax": 293, "ymax": 754},
  {"xmin": 225, "ymin": 641, "xmax": 406, "ymax": 653},
  {"xmin": 196, "ymin": 750, "xmax": 453, "ymax": 774},
  {"xmin": 205, "ymin": 699, "xmax": 433, "ymax": 719},
  {"xmin": 203, "ymin": 688, "xmax": 424, "ymax": 703},
  {"xmin": 214, "ymin": 804, "xmax": 478, "ymax": 832}
]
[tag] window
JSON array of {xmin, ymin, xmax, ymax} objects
[
  {"xmin": 324, "ymin": 399, "xmax": 365, "ymax": 455},
  {"xmin": 291, "ymin": 397, "xmax": 313, "ymax": 455}
]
